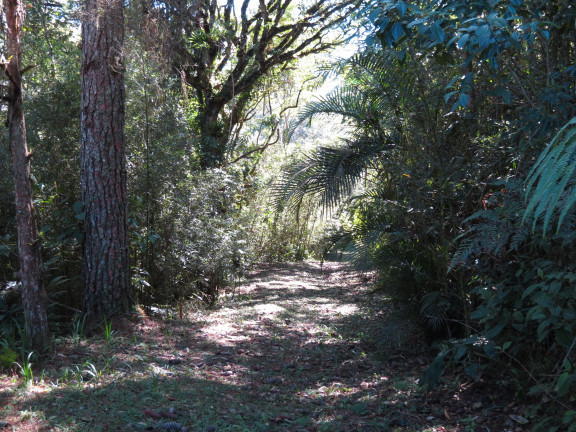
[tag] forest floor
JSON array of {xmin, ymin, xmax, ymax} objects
[{"xmin": 0, "ymin": 261, "xmax": 532, "ymax": 431}]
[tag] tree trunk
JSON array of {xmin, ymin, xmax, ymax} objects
[
  {"xmin": 197, "ymin": 101, "xmax": 227, "ymax": 168},
  {"xmin": 81, "ymin": 0, "xmax": 132, "ymax": 324},
  {"xmin": 5, "ymin": 0, "xmax": 51, "ymax": 351}
]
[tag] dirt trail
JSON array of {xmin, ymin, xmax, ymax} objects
[
  {"xmin": 177, "ymin": 261, "xmax": 431, "ymax": 431},
  {"xmin": 189, "ymin": 261, "xmax": 391, "ymax": 430},
  {"xmin": 176, "ymin": 261, "xmax": 522, "ymax": 432},
  {"xmin": 1, "ymin": 261, "xmax": 523, "ymax": 431}
]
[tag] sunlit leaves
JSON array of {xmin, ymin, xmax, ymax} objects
[
  {"xmin": 277, "ymin": 50, "xmax": 414, "ymax": 213},
  {"xmin": 395, "ymin": 0, "xmax": 407, "ymax": 17},
  {"xmin": 363, "ymin": 0, "xmax": 569, "ymax": 109}
]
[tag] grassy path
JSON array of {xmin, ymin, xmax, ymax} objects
[{"xmin": 0, "ymin": 262, "xmax": 522, "ymax": 431}]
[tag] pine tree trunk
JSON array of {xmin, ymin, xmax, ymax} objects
[
  {"xmin": 5, "ymin": 0, "xmax": 50, "ymax": 351},
  {"xmin": 81, "ymin": 0, "xmax": 132, "ymax": 324}
]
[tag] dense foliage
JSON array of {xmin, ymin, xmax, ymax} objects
[
  {"xmin": 0, "ymin": 0, "xmax": 575, "ymax": 427},
  {"xmin": 0, "ymin": 0, "xmax": 333, "ymax": 337}
]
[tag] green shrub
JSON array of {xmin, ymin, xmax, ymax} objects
[
  {"xmin": 137, "ymin": 168, "xmax": 251, "ymax": 307},
  {"xmin": 439, "ymin": 178, "xmax": 576, "ymax": 428},
  {"xmin": 0, "ymin": 345, "xmax": 17, "ymax": 369}
]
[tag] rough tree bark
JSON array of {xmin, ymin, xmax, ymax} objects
[
  {"xmin": 4, "ymin": 0, "xmax": 51, "ymax": 351},
  {"xmin": 81, "ymin": 0, "xmax": 132, "ymax": 324}
]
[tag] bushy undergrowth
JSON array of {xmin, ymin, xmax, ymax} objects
[
  {"xmin": 134, "ymin": 168, "xmax": 251, "ymax": 307},
  {"xmin": 247, "ymin": 193, "xmax": 327, "ymax": 262},
  {"xmin": 425, "ymin": 177, "xmax": 576, "ymax": 431},
  {"xmin": 273, "ymin": 2, "xmax": 576, "ymax": 424}
]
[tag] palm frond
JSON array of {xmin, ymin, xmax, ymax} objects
[
  {"xmin": 276, "ymin": 47, "xmax": 435, "ymax": 216},
  {"xmin": 420, "ymin": 291, "xmax": 450, "ymax": 332},
  {"xmin": 286, "ymin": 49, "xmax": 414, "ymax": 144},
  {"xmin": 376, "ymin": 307, "xmax": 420, "ymax": 349},
  {"xmin": 271, "ymin": 139, "xmax": 381, "ymax": 213},
  {"xmin": 285, "ymin": 87, "xmax": 384, "ymax": 143},
  {"xmin": 332, "ymin": 49, "xmax": 413, "ymax": 97}
]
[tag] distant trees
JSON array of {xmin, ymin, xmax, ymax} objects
[
  {"xmin": 146, "ymin": 0, "xmax": 358, "ymax": 168},
  {"xmin": 3, "ymin": 0, "xmax": 51, "ymax": 351},
  {"xmin": 80, "ymin": 0, "xmax": 132, "ymax": 324}
]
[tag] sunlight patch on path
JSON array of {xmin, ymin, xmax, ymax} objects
[
  {"xmin": 305, "ymin": 302, "xmax": 359, "ymax": 317},
  {"xmin": 332, "ymin": 304, "xmax": 358, "ymax": 316},
  {"xmin": 202, "ymin": 322, "xmax": 242, "ymax": 339},
  {"xmin": 253, "ymin": 303, "xmax": 287, "ymax": 314},
  {"xmin": 199, "ymin": 262, "xmax": 364, "ymax": 348}
]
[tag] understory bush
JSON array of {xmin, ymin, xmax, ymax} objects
[
  {"xmin": 427, "ymin": 176, "xmax": 576, "ymax": 430},
  {"xmin": 136, "ymin": 168, "xmax": 251, "ymax": 307},
  {"xmin": 0, "ymin": 288, "xmax": 24, "ymax": 348},
  {"xmin": 274, "ymin": 49, "xmax": 492, "ymax": 342},
  {"xmin": 274, "ymin": 3, "xmax": 575, "ymax": 424},
  {"xmin": 248, "ymin": 193, "xmax": 326, "ymax": 262}
]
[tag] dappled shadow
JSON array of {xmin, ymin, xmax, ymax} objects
[{"xmin": 0, "ymin": 261, "xmax": 525, "ymax": 431}]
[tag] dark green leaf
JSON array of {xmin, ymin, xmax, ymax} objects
[
  {"xmin": 457, "ymin": 33, "xmax": 469, "ymax": 49},
  {"xmin": 475, "ymin": 24, "xmax": 491, "ymax": 49},
  {"xmin": 395, "ymin": 1, "xmax": 407, "ymax": 17},
  {"xmin": 72, "ymin": 201, "xmax": 84, "ymax": 214},
  {"xmin": 430, "ymin": 22, "xmax": 444, "ymax": 43},
  {"xmin": 556, "ymin": 372, "xmax": 573, "ymax": 397},
  {"xmin": 368, "ymin": 7, "xmax": 382, "ymax": 24},
  {"xmin": 391, "ymin": 22, "xmax": 405, "ymax": 42}
]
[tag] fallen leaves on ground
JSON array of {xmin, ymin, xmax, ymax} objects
[{"xmin": 0, "ymin": 262, "xmax": 532, "ymax": 432}]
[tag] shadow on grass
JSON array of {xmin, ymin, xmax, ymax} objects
[
  {"xmin": 12, "ymin": 357, "xmax": 433, "ymax": 432},
  {"xmin": 2, "ymin": 262, "xmax": 457, "ymax": 431}
]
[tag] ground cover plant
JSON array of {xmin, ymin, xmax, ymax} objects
[{"xmin": 1, "ymin": 262, "xmax": 534, "ymax": 432}]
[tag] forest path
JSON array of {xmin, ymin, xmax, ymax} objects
[
  {"xmin": 1, "ymin": 262, "xmax": 519, "ymax": 431},
  {"xmin": 188, "ymin": 260, "xmax": 416, "ymax": 431}
]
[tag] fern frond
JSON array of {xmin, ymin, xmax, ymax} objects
[
  {"xmin": 525, "ymin": 117, "xmax": 576, "ymax": 234},
  {"xmin": 450, "ymin": 209, "xmax": 518, "ymax": 270},
  {"xmin": 449, "ymin": 237, "xmax": 477, "ymax": 270}
]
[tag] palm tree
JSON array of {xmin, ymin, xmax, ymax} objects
[{"xmin": 274, "ymin": 50, "xmax": 414, "ymax": 214}]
